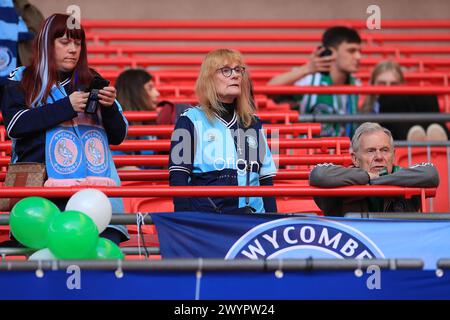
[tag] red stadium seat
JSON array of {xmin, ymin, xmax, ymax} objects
[{"xmin": 396, "ymin": 147, "xmax": 449, "ymax": 212}]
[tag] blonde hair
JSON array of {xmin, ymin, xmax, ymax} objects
[
  {"xmin": 361, "ymin": 60, "xmax": 405, "ymax": 113},
  {"xmin": 195, "ymin": 48, "xmax": 255, "ymax": 128}
]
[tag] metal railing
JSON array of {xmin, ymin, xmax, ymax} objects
[
  {"xmin": 0, "ymin": 258, "xmax": 424, "ymax": 272},
  {"xmin": 0, "ymin": 185, "xmax": 435, "ymax": 199},
  {"xmin": 345, "ymin": 213, "xmax": 450, "ymax": 220},
  {"xmin": 298, "ymin": 113, "xmax": 450, "ymax": 123}
]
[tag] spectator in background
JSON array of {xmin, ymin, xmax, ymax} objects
[
  {"xmin": 361, "ymin": 60, "xmax": 448, "ymax": 141},
  {"xmin": 268, "ymin": 26, "xmax": 362, "ymax": 137},
  {"xmin": 13, "ymin": 0, "xmax": 44, "ymax": 66},
  {"xmin": 115, "ymin": 68, "xmax": 159, "ymax": 116},
  {"xmin": 1, "ymin": 13, "xmax": 129, "ymax": 244},
  {"xmin": 0, "ymin": 0, "xmax": 42, "ymax": 103},
  {"xmin": 114, "ymin": 68, "xmax": 160, "ymax": 169},
  {"xmin": 114, "ymin": 68, "xmax": 191, "ymax": 125},
  {"xmin": 310, "ymin": 122, "xmax": 439, "ymax": 216},
  {"xmin": 169, "ymin": 48, "xmax": 277, "ymax": 214},
  {"xmin": 361, "ymin": 60, "xmax": 404, "ymax": 113}
]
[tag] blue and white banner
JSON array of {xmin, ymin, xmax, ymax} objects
[{"xmin": 152, "ymin": 212, "xmax": 450, "ymax": 270}]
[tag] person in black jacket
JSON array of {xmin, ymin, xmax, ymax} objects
[
  {"xmin": 361, "ymin": 60, "xmax": 448, "ymax": 141},
  {"xmin": 1, "ymin": 13, "xmax": 129, "ymax": 244},
  {"xmin": 309, "ymin": 122, "xmax": 439, "ymax": 216}
]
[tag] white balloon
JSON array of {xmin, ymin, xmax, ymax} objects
[
  {"xmin": 65, "ymin": 189, "xmax": 112, "ymax": 233},
  {"xmin": 28, "ymin": 248, "xmax": 56, "ymax": 260}
]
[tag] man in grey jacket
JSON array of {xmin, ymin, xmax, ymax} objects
[{"xmin": 309, "ymin": 122, "xmax": 439, "ymax": 216}]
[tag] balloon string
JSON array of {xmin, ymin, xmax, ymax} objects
[
  {"xmin": 136, "ymin": 212, "xmax": 143, "ymax": 258},
  {"xmin": 136, "ymin": 212, "xmax": 149, "ymax": 259}
]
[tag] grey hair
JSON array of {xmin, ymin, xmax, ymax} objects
[{"xmin": 351, "ymin": 122, "xmax": 394, "ymax": 153}]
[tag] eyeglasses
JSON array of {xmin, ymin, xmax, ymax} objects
[{"xmin": 217, "ymin": 66, "xmax": 246, "ymax": 78}]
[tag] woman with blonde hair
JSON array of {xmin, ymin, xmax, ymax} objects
[
  {"xmin": 168, "ymin": 48, "xmax": 277, "ymax": 213},
  {"xmin": 361, "ymin": 60, "xmax": 405, "ymax": 114},
  {"xmin": 361, "ymin": 60, "xmax": 447, "ymax": 141}
]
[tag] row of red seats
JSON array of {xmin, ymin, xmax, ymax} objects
[
  {"xmin": 113, "ymin": 85, "xmax": 450, "ymax": 96},
  {"xmin": 122, "ymin": 110, "xmax": 299, "ymax": 123},
  {"xmin": 84, "ymin": 31, "xmax": 450, "ymax": 46},
  {"xmin": 0, "ymin": 138, "xmax": 350, "ymax": 154},
  {"xmin": 87, "ymin": 56, "xmax": 450, "ymax": 72},
  {"xmin": 81, "ymin": 19, "xmax": 450, "ymax": 31},
  {"xmin": 0, "ymin": 154, "xmax": 353, "ymax": 167},
  {"xmin": 0, "ymin": 110, "xmax": 300, "ymax": 125},
  {"xmin": 98, "ymin": 69, "xmax": 450, "ymax": 87},
  {"xmin": 87, "ymin": 44, "xmax": 450, "ymax": 59},
  {"xmin": 74, "ymin": 85, "xmax": 450, "ymax": 112}
]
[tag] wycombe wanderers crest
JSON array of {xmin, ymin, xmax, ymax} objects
[
  {"xmin": 0, "ymin": 46, "xmax": 13, "ymax": 76},
  {"xmin": 225, "ymin": 217, "xmax": 384, "ymax": 260},
  {"xmin": 82, "ymin": 130, "xmax": 108, "ymax": 174},
  {"xmin": 49, "ymin": 130, "xmax": 82, "ymax": 174}
]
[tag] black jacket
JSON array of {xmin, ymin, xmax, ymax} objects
[
  {"xmin": 1, "ymin": 75, "xmax": 126, "ymax": 164},
  {"xmin": 309, "ymin": 162, "xmax": 439, "ymax": 216}
]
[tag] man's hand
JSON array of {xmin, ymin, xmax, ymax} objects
[
  {"xmin": 305, "ymin": 47, "xmax": 336, "ymax": 74},
  {"xmin": 69, "ymin": 91, "xmax": 89, "ymax": 112},
  {"xmin": 267, "ymin": 47, "xmax": 336, "ymax": 86},
  {"xmin": 98, "ymin": 86, "xmax": 117, "ymax": 107},
  {"xmin": 368, "ymin": 172, "xmax": 380, "ymax": 180}
]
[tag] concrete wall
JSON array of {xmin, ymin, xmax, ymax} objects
[{"xmin": 32, "ymin": 0, "xmax": 450, "ymax": 20}]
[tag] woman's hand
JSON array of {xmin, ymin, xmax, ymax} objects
[
  {"xmin": 69, "ymin": 91, "xmax": 89, "ymax": 112},
  {"xmin": 98, "ymin": 86, "xmax": 117, "ymax": 107}
]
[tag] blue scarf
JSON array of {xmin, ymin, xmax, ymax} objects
[{"xmin": 0, "ymin": 0, "xmax": 29, "ymax": 84}]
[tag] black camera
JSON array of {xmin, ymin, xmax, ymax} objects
[
  {"xmin": 85, "ymin": 76, "xmax": 110, "ymax": 114},
  {"xmin": 318, "ymin": 46, "xmax": 333, "ymax": 76}
]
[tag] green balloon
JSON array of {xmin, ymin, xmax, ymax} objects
[
  {"xmin": 10, "ymin": 197, "xmax": 60, "ymax": 249},
  {"xmin": 48, "ymin": 210, "xmax": 99, "ymax": 259},
  {"xmin": 95, "ymin": 238, "xmax": 124, "ymax": 260}
]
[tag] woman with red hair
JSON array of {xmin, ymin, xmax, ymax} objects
[{"xmin": 1, "ymin": 13, "xmax": 129, "ymax": 244}]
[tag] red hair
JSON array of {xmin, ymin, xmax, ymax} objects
[{"xmin": 21, "ymin": 13, "xmax": 93, "ymax": 107}]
